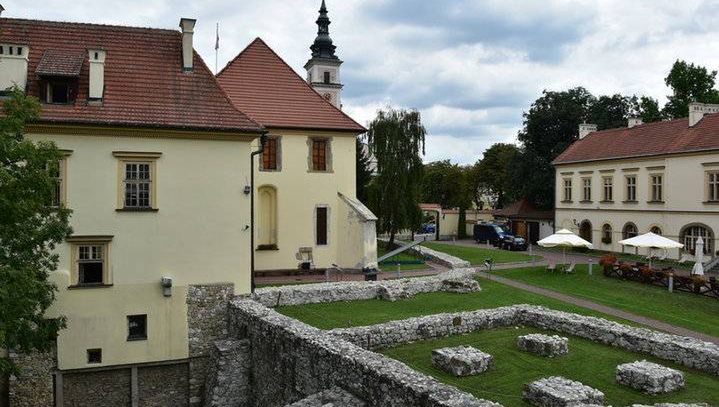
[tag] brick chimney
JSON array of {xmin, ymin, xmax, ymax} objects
[
  {"xmin": 688, "ymin": 102, "xmax": 719, "ymax": 127},
  {"xmin": 179, "ymin": 18, "xmax": 196, "ymax": 72},
  {"xmin": 87, "ymin": 49, "xmax": 106, "ymax": 102},
  {"xmin": 578, "ymin": 123, "xmax": 597, "ymax": 139},
  {"xmin": 628, "ymin": 117, "xmax": 643, "ymax": 128}
]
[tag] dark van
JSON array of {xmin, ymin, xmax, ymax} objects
[{"xmin": 473, "ymin": 223, "xmax": 527, "ymax": 251}]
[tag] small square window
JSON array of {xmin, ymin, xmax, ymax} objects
[
  {"xmin": 127, "ymin": 314, "xmax": 147, "ymax": 341},
  {"xmin": 87, "ymin": 348, "xmax": 102, "ymax": 364}
]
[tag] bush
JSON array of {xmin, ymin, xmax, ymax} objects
[{"xmin": 599, "ymin": 254, "xmax": 617, "ymax": 266}]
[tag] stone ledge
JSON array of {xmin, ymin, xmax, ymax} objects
[
  {"xmin": 284, "ymin": 386, "xmax": 366, "ymax": 406},
  {"xmin": 431, "ymin": 346, "xmax": 493, "ymax": 377},
  {"xmin": 522, "ymin": 376, "xmax": 604, "ymax": 407},
  {"xmin": 616, "ymin": 360, "xmax": 684, "ymax": 395},
  {"xmin": 517, "ymin": 334, "xmax": 568, "ymax": 358}
]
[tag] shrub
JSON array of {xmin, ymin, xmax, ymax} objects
[{"xmin": 599, "ymin": 254, "xmax": 617, "ymax": 266}]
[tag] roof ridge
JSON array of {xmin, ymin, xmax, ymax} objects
[
  {"xmin": 0, "ymin": 17, "xmax": 179, "ymax": 34},
  {"xmin": 219, "ymin": 37, "xmax": 366, "ymax": 132}
]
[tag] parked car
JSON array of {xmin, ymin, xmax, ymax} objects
[
  {"xmin": 473, "ymin": 223, "xmax": 527, "ymax": 251},
  {"xmin": 421, "ymin": 223, "xmax": 436, "ymax": 234}
]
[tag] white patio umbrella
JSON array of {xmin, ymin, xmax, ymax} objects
[
  {"xmin": 618, "ymin": 232, "xmax": 683, "ymax": 267},
  {"xmin": 537, "ymin": 229, "xmax": 593, "ymax": 264},
  {"xmin": 692, "ymin": 237, "xmax": 705, "ymax": 276}
]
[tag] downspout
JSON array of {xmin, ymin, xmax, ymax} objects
[{"xmin": 250, "ymin": 132, "xmax": 268, "ymax": 293}]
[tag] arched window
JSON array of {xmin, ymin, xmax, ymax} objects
[
  {"xmin": 650, "ymin": 226, "xmax": 662, "ymax": 235},
  {"xmin": 579, "ymin": 220, "xmax": 592, "ymax": 243},
  {"xmin": 257, "ymin": 186, "xmax": 278, "ymax": 249},
  {"xmin": 622, "ymin": 222, "xmax": 638, "ymax": 239},
  {"xmin": 680, "ymin": 224, "xmax": 714, "ymax": 255},
  {"xmin": 601, "ymin": 224, "xmax": 612, "ymax": 244}
]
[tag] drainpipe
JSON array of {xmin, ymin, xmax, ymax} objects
[{"xmin": 250, "ymin": 133, "xmax": 268, "ymax": 293}]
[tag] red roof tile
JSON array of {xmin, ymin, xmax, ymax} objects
[
  {"xmin": 35, "ymin": 49, "xmax": 85, "ymax": 77},
  {"xmin": 493, "ymin": 199, "xmax": 553, "ymax": 220},
  {"xmin": 0, "ymin": 18, "xmax": 262, "ymax": 133},
  {"xmin": 216, "ymin": 38, "xmax": 365, "ymax": 132},
  {"xmin": 554, "ymin": 114, "xmax": 719, "ymax": 164}
]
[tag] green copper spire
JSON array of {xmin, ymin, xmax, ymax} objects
[{"xmin": 310, "ymin": 0, "xmax": 338, "ymax": 59}]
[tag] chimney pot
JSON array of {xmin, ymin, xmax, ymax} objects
[
  {"xmin": 179, "ymin": 18, "xmax": 196, "ymax": 72},
  {"xmin": 578, "ymin": 123, "xmax": 597, "ymax": 139},
  {"xmin": 628, "ymin": 117, "xmax": 643, "ymax": 128},
  {"xmin": 688, "ymin": 102, "xmax": 719, "ymax": 127},
  {"xmin": 87, "ymin": 49, "xmax": 106, "ymax": 102}
]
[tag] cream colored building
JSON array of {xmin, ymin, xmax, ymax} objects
[
  {"xmin": 216, "ymin": 3, "xmax": 377, "ymax": 275},
  {"xmin": 554, "ymin": 104, "xmax": 719, "ymax": 262}
]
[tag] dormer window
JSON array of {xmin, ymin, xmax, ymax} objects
[
  {"xmin": 46, "ymin": 81, "xmax": 72, "ymax": 104},
  {"xmin": 35, "ymin": 49, "xmax": 84, "ymax": 104}
]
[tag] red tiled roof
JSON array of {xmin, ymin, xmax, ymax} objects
[
  {"xmin": 0, "ymin": 18, "xmax": 262, "ymax": 133},
  {"xmin": 554, "ymin": 114, "xmax": 719, "ymax": 164},
  {"xmin": 493, "ymin": 199, "xmax": 553, "ymax": 220},
  {"xmin": 36, "ymin": 49, "xmax": 85, "ymax": 77},
  {"xmin": 216, "ymin": 38, "xmax": 365, "ymax": 132}
]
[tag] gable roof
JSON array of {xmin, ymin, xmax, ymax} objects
[
  {"xmin": 0, "ymin": 18, "xmax": 262, "ymax": 133},
  {"xmin": 554, "ymin": 114, "xmax": 719, "ymax": 164},
  {"xmin": 493, "ymin": 199, "xmax": 553, "ymax": 220},
  {"xmin": 216, "ymin": 38, "xmax": 365, "ymax": 133}
]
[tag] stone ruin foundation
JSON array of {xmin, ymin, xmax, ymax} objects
[
  {"xmin": 431, "ymin": 345, "xmax": 493, "ymax": 377},
  {"xmin": 522, "ymin": 376, "xmax": 604, "ymax": 407},
  {"xmin": 616, "ymin": 360, "xmax": 685, "ymax": 395},
  {"xmin": 517, "ymin": 334, "xmax": 569, "ymax": 358},
  {"xmin": 285, "ymin": 386, "xmax": 366, "ymax": 407}
]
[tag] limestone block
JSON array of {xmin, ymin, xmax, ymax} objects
[
  {"xmin": 517, "ymin": 334, "xmax": 569, "ymax": 358},
  {"xmin": 522, "ymin": 376, "xmax": 604, "ymax": 407},
  {"xmin": 431, "ymin": 345, "xmax": 493, "ymax": 377},
  {"xmin": 285, "ymin": 386, "xmax": 366, "ymax": 406},
  {"xmin": 616, "ymin": 360, "xmax": 685, "ymax": 395}
]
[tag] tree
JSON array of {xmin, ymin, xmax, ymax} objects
[
  {"xmin": 355, "ymin": 136, "xmax": 373, "ymax": 204},
  {"xmin": 0, "ymin": 88, "xmax": 72, "ymax": 378},
  {"xmin": 472, "ymin": 143, "xmax": 521, "ymax": 209},
  {"xmin": 421, "ymin": 160, "xmax": 470, "ymax": 209},
  {"xmin": 366, "ymin": 107, "xmax": 425, "ymax": 247},
  {"xmin": 663, "ymin": 60, "xmax": 719, "ymax": 119},
  {"xmin": 588, "ymin": 94, "xmax": 630, "ymax": 130},
  {"xmin": 630, "ymin": 95, "xmax": 663, "ymax": 123}
]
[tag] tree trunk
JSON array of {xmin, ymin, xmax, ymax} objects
[{"xmin": 388, "ymin": 230, "xmax": 396, "ymax": 248}]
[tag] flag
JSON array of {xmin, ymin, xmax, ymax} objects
[{"xmin": 215, "ymin": 23, "xmax": 219, "ymax": 51}]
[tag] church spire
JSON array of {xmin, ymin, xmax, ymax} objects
[{"xmin": 310, "ymin": 0, "xmax": 338, "ymax": 59}]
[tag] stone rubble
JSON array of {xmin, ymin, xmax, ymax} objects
[
  {"xmin": 517, "ymin": 334, "xmax": 569, "ymax": 358},
  {"xmin": 431, "ymin": 345, "xmax": 494, "ymax": 376},
  {"xmin": 284, "ymin": 386, "xmax": 366, "ymax": 406},
  {"xmin": 522, "ymin": 376, "xmax": 604, "ymax": 407},
  {"xmin": 203, "ymin": 340, "xmax": 251, "ymax": 407},
  {"xmin": 616, "ymin": 360, "xmax": 685, "ymax": 395}
]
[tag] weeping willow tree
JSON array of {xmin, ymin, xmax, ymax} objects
[{"xmin": 366, "ymin": 108, "xmax": 425, "ymax": 247}]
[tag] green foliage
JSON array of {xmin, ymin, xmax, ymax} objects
[
  {"xmin": 630, "ymin": 95, "xmax": 663, "ymax": 123},
  {"xmin": 355, "ymin": 136, "xmax": 373, "ymax": 205},
  {"xmin": 421, "ymin": 160, "xmax": 471, "ymax": 209},
  {"xmin": 663, "ymin": 60, "xmax": 719, "ymax": 119},
  {"xmin": 0, "ymin": 88, "xmax": 72, "ymax": 375},
  {"xmin": 366, "ymin": 107, "xmax": 425, "ymax": 246},
  {"xmin": 471, "ymin": 143, "xmax": 521, "ymax": 209}
]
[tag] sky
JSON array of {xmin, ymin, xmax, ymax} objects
[{"xmin": 4, "ymin": 0, "xmax": 719, "ymax": 164}]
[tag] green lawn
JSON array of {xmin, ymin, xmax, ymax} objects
[
  {"xmin": 378, "ymin": 245, "xmax": 429, "ymax": 272},
  {"xmin": 277, "ymin": 279, "xmax": 631, "ymax": 330},
  {"xmin": 541, "ymin": 246, "xmax": 691, "ymax": 270},
  {"xmin": 495, "ymin": 266, "xmax": 719, "ymax": 337},
  {"xmin": 383, "ymin": 326, "xmax": 719, "ymax": 407},
  {"xmin": 423, "ymin": 242, "xmax": 538, "ymax": 265}
]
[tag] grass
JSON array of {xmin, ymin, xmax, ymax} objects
[
  {"xmin": 541, "ymin": 246, "xmax": 691, "ymax": 270},
  {"xmin": 423, "ymin": 241, "xmax": 539, "ymax": 265},
  {"xmin": 278, "ymin": 278, "xmax": 632, "ymax": 330},
  {"xmin": 382, "ymin": 326, "xmax": 719, "ymax": 407},
  {"xmin": 378, "ymin": 245, "xmax": 429, "ymax": 272},
  {"xmin": 495, "ymin": 266, "xmax": 719, "ymax": 337}
]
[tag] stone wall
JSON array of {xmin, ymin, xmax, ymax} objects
[
  {"xmin": 251, "ymin": 268, "xmax": 479, "ymax": 307},
  {"xmin": 226, "ymin": 298, "xmax": 502, "ymax": 407},
  {"xmin": 138, "ymin": 363, "xmax": 189, "ymax": 406},
  {"xmin": 63, "ymin": 368, "xmax": 132, "ymax": 407},
  {"xmin": 8, "ymin": 348, "xmax": 56, "ymax": 407},
  {"xmin": 203, "ymin": 340, "xmax": 251, "ymax": 407},
  {"xmin": 187, "ymin": 283, "xmax": 234, "ymax": 406}
]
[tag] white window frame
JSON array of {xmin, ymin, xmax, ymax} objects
[
  {"xmin": 562, "ymin": 178, "xmax": 572, "ymax": 202},
  {"xmin": 582, "ymin": 178, "xmax": 592, "ymax": 202},
  {"xmin": 602, "ymin": 176, "xmax": 613, "ymax": 202},
  {"xmin": 707, "ymin": 171, "xmax": 719, "ymax": 202},
  {"xmin": 650, "ymin": 174, "xmax": 663, "ymax": 202},
  {"xmin": 625, "ymin": 175, "xmax": 637, "ymax": 202}
]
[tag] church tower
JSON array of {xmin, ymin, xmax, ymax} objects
[{"xmin": 304, "ymin": 0, "xmax": 343, "ymax": 109}]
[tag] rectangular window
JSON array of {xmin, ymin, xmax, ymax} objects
[
  {"xmin": 650, "ymin": 174, "xmax": 663, "ymax": 202},
  {"xmin": 602, "ymin": 177, "xmax": 613, "ymax": 202},
  {"xmin": 708, "ymin": 171, "xmax": 719, "ymax": 202},
  {"xmin": 127, "ymin": 314, "xmax": 148, "ymax": 341},
  {"xmin": 626, "ymin": 176, "xmax": 637, "ymax": 202},
  {"xmin": 311, "ymin": 139, "xmax": 328, "ymax": 171},
  {"xmin": 47, "ymin": 158, "xmax": 65, "ymax": 207},
  {"xmin": 124, "ymin": 162, "xmax": 152, "ymax": 208},
  {"xmin": 323, "ymin": 71, "xmax": 331, "ymax": 84},
  {"xmin": 46, "ymin": 82, "xmax": 71, "ymax": 104},
  {"xmin": 316, "ymin": 206, "xmax": 328, "ymax": 246},
  {"xmin": 582, "ymin": 178, "xmax": 592, "ymax": 202},
  {"xmin": 261, "ymin": 137, "xmax": 279, "ymax": 171},
  {"xmin": 563, "ymin": 178, "xmax": 572, "ymax": 202},
  {"xmin": 87, "ymin": 349, "xmax": 102, "ymax": 364},
  {"xmin": 77, "ymin": 244, "xmax": 105, "ymax": 285}
]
